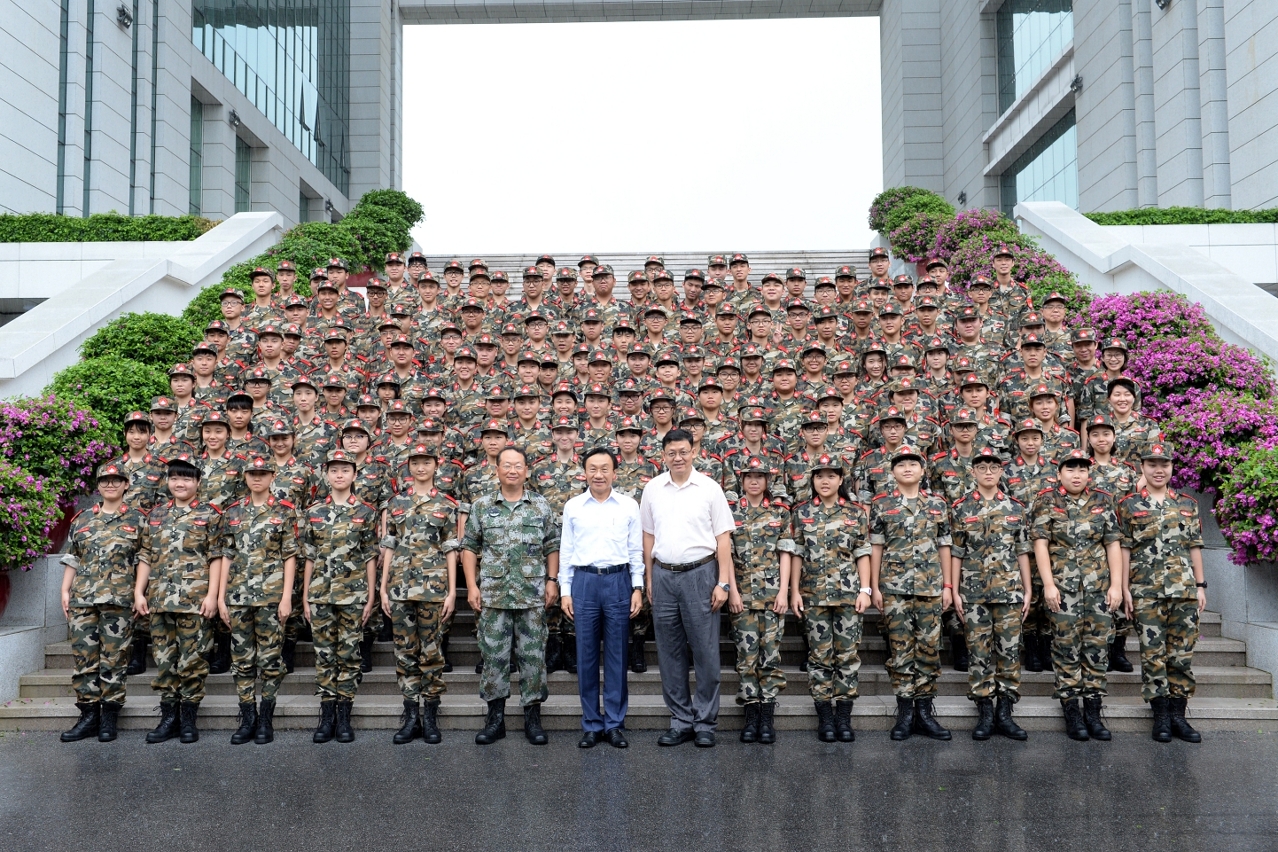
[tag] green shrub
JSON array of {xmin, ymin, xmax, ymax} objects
[
  {"xmin": 354, "ymin": 190, "xmax": 424, "ymax": 229},
  {"xmin": 46, "ymin": 355, "xmax": 170, "ymax": 447},
  {"xmin": 0, "ymin": 213, "xmax": 217, "ymax": 243},
  {"xmin": 882, "ymin": 193, "xmax": 956, "ymax": 239},
  {"xmin": 868, "ymin": 187, "xmax": 942, "ymax": 234},
  {"xmin": 282, "ymin": 222, "xmax": 364, "ymax": 270},
  {"xmin": 1085, "ymin": 207, "xmax": 1278, "ymax": 226},
  {"xmin": 80, "ymin": 312, "xmax": 202, "ymax": 369}
]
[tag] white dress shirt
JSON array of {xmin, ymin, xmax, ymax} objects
[
  {"xmin": 559, "ymin": 488, "xmax": 645, "ymax": 592},
  {"xmin": 639, "ymin": 468, "xmax": 736, "ymax": 565}
]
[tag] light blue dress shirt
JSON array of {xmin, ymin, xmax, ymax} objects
[{"xmin": 559, "ymin": 488, "xmax": 645, "ymax": 593}]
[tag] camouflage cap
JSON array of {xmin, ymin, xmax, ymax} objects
[
  {"xmin": 245, "ymin": 456, "xmax": 277, "ymax": 474},
  {"xmin": 1057, "ymin": 448, "xmax": 1093, "ymax": 468},
  {"xmin": 786, "ymin": 267, "xmax": 806, "ymax": 280},
  {"xmin": 1107, "ymin": 375, "xmax": 1139, "ymax": 396},
  {"xmin": 584, "ymin": 382, "xmax": 611, "ymax": 398},
  {"xmin": 468, "ymin": 258, "xmax": 488, "ymax": 271},
  {"xmin": 453, "ymin": 346, "xmax": 477, "ymax": 362},
  {"xmin": 310, "ymin": 267, "xmax": 330, "ymax": 282},
  {"xmin": 225, "ymin": 389, "xmax": 253, "ymax": 406},
  {"xmin": 1020, "ymin": 332, "xmax": 1046, "ymax": 348},
  {"xmin": 512, "ymin": 383, "xmax": 541, "ymax": 400},
  {"xmin": 729, "ymin": 253, "xmax": 749, "ymax": 265},
  {"xmin": 407, "ymin": 443, "xmax": 439, "ymax": 460},
  {"xmin": 890, "ymin": 445, "xmax": 926, "ymax": 466},
  {"xmin": 627, "ymin": 270, "xmax": 647, "ymax": 283},
  {"xmin": 365, "ymin": 277, "xmax": 387, "ymax": 291},
  {"xmin": 341, "ymin": 418, "xmax": 371, "ymax": 436},
  {"xmin": 949, "ymin": 407, "xmax": 979, "ymax": 426},
  {"xmin": 95, "ymin": 462, "xmax": 128, "ymax": 481},
  {"xmin": 551, "ymin": 415, "xmax": 578, "ymax": 431},
  {"xmin": 1029, "ymin": 382, "xmax": 1057, "ymax": 400},
  {"xmin": 813, "ymin": 276, "xmax": 836, "ymax": 290},
  {"xmin": 551, "ymin": 382, "xmax": 578, "ymax": 401},
  {"xmin": 617, "ymin": 378, "xmax": 644, "ymax": 395},
  {"xmin": 878, "ymin": 301, "xmax": 903, "ymax": 317},
  {"xmin": 191, "ymin": 340, "xmax": 218, "ymax": 358},
  {"xmin": 645, "ymin": 255, "xmax": 665, "ymax": 267},
  {"xmin": 443, "ymin": 260, "xmax": 465, "ymax": 272},
  {"xmin": 523, "ymin": 265, "xmax": 544, "ymax": 280},
  {"xmin": 326, "ymin": 257, "xmax": 349, "ymax": 270},
  {"xmin": 166, "ymin": 454, "xmax": 202, "ymax": 476},
  {"xmin": 323, "ymin": 327, "xmax": 348, "ymax": 343},
  {"xmin": 276, "ymin": 259, "xmax": 297, "ymax": 272},
  {"xmin": 219, "ymin": 287, "xmax": 246, "ymax": 302},
  {"xmin": 417, "ymin": 418, "xmax": 445, "ymax": 433},
  {"xmin": 325, "ymin": 448, "xmax": 357, "ymax": 467},
  {"xmin": 892, "ymin": 274, "xmax": 914, "ymax": 288},
  {"xmin": 923, "ymin": 335, "xmax": 949, "ymax": 354},
  {"xmin": 971, "ymin": 445, "xmax": 1005, "ymax": 465},
  {"xmin": 244, "ymin": 367, "xmax": 271, "ymax": 384},
  {"xmin": 739, "ymin": 407, "xmax": 769, "ymax": 425},
  {"xmin": 1102, "ymin": 337, "xmax": 1129, "ymax": 352},
  {"xmin": 868, "ymin": 246, "xmax": 890, "ymax": 261},
  {"xmin": 1142, "ymin": 442, "xmax": 1174, "ymax": 462},
  {"xmin": 876, "ymin": 406, "xmax": 908, "ymax": 425},
  {"xmin": 968, "ymin": 276, "xmax": 993, "ymax": 290},
  {"xmin": 835, "ymin": 264, "xmax": 857, "ymax": 278},
  {"xmin": 578, "ymin": 255, "xmax": 600, "ymax": 267},
  {"xmin": 250, "ymin": 266, "xmax": 275, "ymax": 281},
  {"xmin": 992, "ymin": 244, "xmax": 1015, "ymax": 259},
  {"xmin": 697, "ymin": 376, "xmax": 723, "ymax": 393},
  {"xmin": 644, "ymin": 389, "xmax": 676, "ymax": 411},
  {"xmin": 684, "ymin": 268, "xmax": 706, "ymax": 282},
  {"xmin": 807, "ymin": 453, "xmax": 844, "ymax": 476},
  {"xmin": 1013, "ymin": 417, "xmax": 1044, "ymax": 436},
  {"xmin": 678, "ymin": 407, "xmax": 705, "ymax": 425},
  {"xmin": 149, "ymin": 396, "xmax": 178, "ymax": 413},
  {"xmin": 801, "ymin": 410, "xmax": 827, "ymax": 428},
  {"xmin": 374, "ymin": 373, "xmax": 401, "ymax": 388},
  {"xmin": 1071, "ymin": 327, "xmax": 1098, "ymax": 344},
  {"xmin": 265, "ymin": 419, "xmax": 295, "ymax": 437},
  {"xmin": 958, "ymin": 372, "xmax": 987, "ymax": 389},
  {"xmin": 924, "ymin": 255, "xmax": 948, "ymax": 270},
  {"xmin": 890, "ymin": 376, "xmax": 920, "ymax": 394},
  {"xmin": 385, "ymin": 399, "xmax": 412, "ymax": 416},
  {"xmin": 785, "ymin": 299, "xmax": 811, "ymax": 313},
  {"xmin": 737, "ymin": 455, "xmax": 778, "ymax": 477},
  {"xmin": 1021, "ymin": 312, "xmax": 1044, "ymax": 327},
  {"xmin": 850, "ymin": 299, "xmax": 874, "ymax": 314},
  {"xmin": 283, "ymin": 295, "xmax": 309, "ymax": 310},
  {"xmin": 1085, "ymin": 413, "xmax": 1115, "ymax": 432},
  {"xmin": 479, "ymin": 418, "xmax": 509, "ymax": 436},
  {"xmin": 459, "ymin": 298, "xmax": 486, "ymax": 312},
  {"xmin": 123, "ymin": 410, "xmax": 152, "ymax": 429},
  {"xmin": 200, "ymin": 409, "xmax": 229, "ymax": 426},
  {"xmin": 769, "ymin": 358, "xmax": 798, "ymax": 376},
  {"xmin": 420, "ymin": 386, "xmax": 448, "ymax": 402},
  {"xmin": 289, "ymin": 375, "xmax": 317, "ymax": 391},
  {"xmin": 654, "ymin": 349, "xmax": 682, "ymax": 367},
  {"xmin": 760, "ymin": 272, "xmax": 783, "ymax": 285},
  {"xmin": 616, "ymin": 416, "xmax": 644, "ymax": 435}
]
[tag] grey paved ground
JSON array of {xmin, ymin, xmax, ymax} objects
[{"xmin": 3, "ymin": 728, "xmax": 1276, "ymax": 851}]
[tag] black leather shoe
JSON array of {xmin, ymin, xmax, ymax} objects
[
  {"xmin": 694, "ymin": 730, "xmax": 716, "ymax": 748},
  {"xmin": 475, "ymin": 698, "xmax": 507, "ymax": 745},
  {"xmin": 606, "ymin": 728, "xmax": 629, "ymax": 749},
  {"xmin": 889, "ymin": 696, "xmax": 914, "ymax": 741},
  {"xmin": 972, "ymin": 697, "xmax": 994, "ymax": 741},
  {"xmin": 178, "ymin": 701, "xmax": 200, "ymax": 744},
  {"xmin": 658, "ymin": 728, "xmax": 695, "ymax": 747},
  {"xmin": 1082, "ymin": 695, "xmax": 1112, "ymax": 741},
  {"xmin": 1063, "ymin": 698, "xmax": 1089, "ymax": 741},
  {"xmin": 578, "ymin": 730, "xmax": 600, "ymax": 749}
]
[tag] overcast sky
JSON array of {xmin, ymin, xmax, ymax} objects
[{"xmin": 402, "ymin": 17, "xmax": 882, "ymax": 255}]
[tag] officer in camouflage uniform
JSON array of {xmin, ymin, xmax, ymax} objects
[
  {"xmin": 790, "ymin": 455, "xmax": 873, "ymax": 743},
  {"xmin": 461, "ymin": 446, "xmax": 562, "ymax": 746},
  {"xmin": 59, "ymin": 463, "xmax": 146, "ymax": 742},
  {"xmin": 727, "ymin": 457, "xmax": 796, "ymax": 744},
  {"xmin": 380, "ymin": 444, "xmax": 460, "ymax": 745},
  {"xmin": 302, "ymin": 449, "xmax": 380, "ymax": 744},
  {"xmin": 1118, "ymin": 442, "xmax": 1206, "ymax": 743},
  {"xmin": 530, "ymin": 416, "xmax": 588, "ymax": 673},
  {"xmin": 220, "ymin": 456, "xmax": 298, "ymax": 745},
  {"xmin": 135, "ymin": 454, "xmax": 224, "ymax": 744},
  {"xmin": 1031, "ymin": 449, "xmax": 1124, "ymax": 741},
  {"xmin": 949, "ymin": 446, "xmax": 1032, "ymax": 741},
  {"xmin": 870, "ymin": 445, "xmax": 953, "ymax": 741}
]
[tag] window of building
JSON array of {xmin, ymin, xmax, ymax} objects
[
  {"xmin": 189, "ymin": 97, "xmax": 204, "ymax": 216},
  {"xmin": 1000, "ymin": 109, "xmax": 1077, "ymax": 215},
  {"xmin": 235, "ymin": 136, "xmax": 251, "ymax": 213},
  {"xmin": 191, "ymin": 0, "xmax": 350, "ymax": 195},
  {"xmin": 299, "ymin": 190, "xmax": 310, "ymax": 223},
  {"xmin": 997, "ymin": 0, "xmax": 1073, "ymax": 114}
]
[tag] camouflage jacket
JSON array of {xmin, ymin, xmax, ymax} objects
[
  {"xmin": 928, "ymin": 449, "xmax": 978, "ymax": 507},
  {"xmin": 949, "ymin": 490, "xmax": 1032, "ymax": 604},
  {"xmin": 222, "ymin": 496, "xmax": 299, "ymax": 606},
  {"xmin": 1031, "ymin": 487, "xmax": 1121, "ymax": 594},
  {"xmin": 140, "ymin": 500, "xmax": 224, "ymax": 613},
  {"xmin": 1004, "ymin": 456, "xmax": 1059, "ymax": 510},
  {"xmin": 870, "ymin": 489, "xmax": 953, "ymax": 597},
  {"xmin": 302, "ymin": 494, "xmax": 380, "ymax": 606},
  {"xmin": 113, "ymin": 452, "xmax": 169, "ymax": 512},
  {"xmin": 461, "ymin": 459, "xmax": 501, "ymax": 509},
  {"xmin": 1090, "ymin": 459, "xmax": 1138, "ymax": 508},
  {"xmin": 381, "ymin": 486, "xmax": 460, "ymax": 602},
  {"xmin": 1112, "ymin": 413, "xmax": 1163, "ymax": 468},
  {"xmin": 729, "ymin": 498, "xmax": 797, "ymax": 609},
  {"xmin": 293, "ymin": 415, "xmax": 339, "ymax": 470},
  {"xmin": 62, "ymin": 503, "xmax": 146, "ymax": 607},
  {"xmin": 530, "ymin": 455, "xmax": 588, "ymax": 516},
  {"xmin": 1118, "ymin": 489, "xmax": 1203, "ymax": 601},
  {"xmin": 613, "ymin": 457, "xmax": 660, "ymax": 501},
  {"xmin": 197, "ymin": 451, "xmax": 247, "ymax": 511},
  {"xmin": 791, "ymin": 498, "xmax": 872, "ymax": 606},
  {"xmin": 461, "ymin": 490, "xmax": 561, "ymax": 610},
  {"xmin": 268, "ymin": 457, "xmax": 317, "ymax": 515}
]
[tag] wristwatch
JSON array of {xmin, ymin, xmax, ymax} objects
[
  {"xmin": 859, "ymin": 588, "xmax": 873, "ymax": 597},
  {"xmin": 719, "ymin": 582, "xmax": 731, "ymax": 592}
]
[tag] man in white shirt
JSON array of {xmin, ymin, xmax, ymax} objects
[
  {"xmin": 560, "ymin": 447, "xmax": 644, "ymax": 749},
  {"xmin": 640, "ymin": 429, "xmax": 737, "ymax": 748}
]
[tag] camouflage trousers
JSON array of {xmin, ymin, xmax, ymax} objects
[
  {"xmin": 943, "ymin": 608, "xmax": 965, "ymax": 640},
  {"xmin": 478, "ymin": 607, "xmax": 548, "ymax": 707},
  {"xmin": 882, "ymin": 594, "xmax": 942, "ymax": 699},
  {"xmin": 310, "ymin": 603, "xmax": 364, "ymax": 700},
  {"xmin": 1134, "ymin": 597, "xmax": 1199, "ymax": 702},
  {"xmin": 68, "ymin": 605, "xmax": 132, "ymax": 704},
  {"xmin": 730, "ymin": 608, "xmax": 787, "ymax": 704},
  {"xmin": 802, "ymin": 605, "xmax": 862, "ymax": 702},
  {"xmin": 544, "ymin": 602, "xmax": 575, "ymax": 638},
  {"xmin": 1026, "ymin": 574, "xmax": 1052, "ymax": 638},
  {"xmin": 964, "ymin": 602, "xmax": 1023, "ymax": 701},
  {"xmin": 1049, "ymin": 588, "xmax": 1113, "ymax": 700},
  {"xmin": 1112, "ymin": 611, "xmax": 1132, "ymax": 639},
  {"xmin": 283, "ymin": 573, "xmax": 307, "ymax": 642},
  {"xmin": 226, "ymin": 605, "xmax": 284, "ymax": 703},
  {"xmin": 131, "ymin": 612, "xmax": 150, "ymax": 640},
  {"xmin": 150, "ymin": 611, "xmax": 210, "ymax": 703},
  {"xmin": 390, "ymin": 600, "xmax": 447, "ymax": 701}
]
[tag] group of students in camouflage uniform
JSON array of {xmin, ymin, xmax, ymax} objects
[{"xmin": 57, "ymin": 245, "xmax": 1206, "ymax": 745}]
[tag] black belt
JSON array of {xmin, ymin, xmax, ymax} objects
[
  {"xmin": 655, "ymin": 557, "xmax": 715, "ymax": 573},
  {"xmin": 576, "ymin": 564, "xmax": 629, "ymax": 576}
]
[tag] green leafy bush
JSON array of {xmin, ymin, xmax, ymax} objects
[
  {"xmin": 868, "ymin": 187, "xmax": 942, "ymax": 234},
  {"xmin": 355, "ymin": 189, "xmax": 424, "ymax": 229},
  {"xmin": 46, "ymin": 355, "xmax": 170, "ymax": 447},
  {"xmin": 882, "ymin": 192, "xmax": 956, "ymax": 239},
  {"xmin": 80, "ymin": 312, "xmax": 202, "ymax": 370},
  {"xmin": 1085, "ymin": 207, "xmax": 1278, "ymax": 226},
  {"xmin": 0, "ymin": 213, "xmax": 218, "ymax": 243}
]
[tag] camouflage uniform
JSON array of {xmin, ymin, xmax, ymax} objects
[
  {"xmin": 1118, "ymin": 489, "xmax": 1204, "ymax": 701},
  {"xmin": 222, "ymin": 495, "xmax": 298, "ymax": 703},
  {"xmin": 1031, "ymin": 487, "xmax": 1121, "ymax": 700},
  {"xmin": 1092, "ymin": 458, "xmax": 1139, "ymax": 640},
  {"xmin": 870, "ymin": 489, "xmax": 953, "ymax": 699},
  {"xmin": 382, "ymin": 486, "xmax": 460, "ymax": 701},
  {"xmin": 614, "ymin": 457, "xmax": 660, "ymax": 501},
  {"xmin": 728, "ymin": 497, "xmax": 796, "ymax": 704},
  {"xmin": 460, "ymin": 490, "xmax": 561, "ymax": 707},
  {"xmin": 529, "ymin": 455, "xmax": 587, "ymax": 644},
  {"xmin": 950, "ymin": 490, "xmax": 1032, "ymax": 701},
  {"xmin": 302, "ymin": 495, "xmax": 379, "ymax": 700},
  {"xmin": 141, "ymin": 499, "xmax": 224, "ymax": 704},
  {"xmin": 1111, "ymin": 413, "xmax": 1163, "ymax": 468},
  {"xmin": 792, "ymin": 499, "xmax": 873, "ymax": 701},
  {"xmin": 61, "ymin": 504, "xmax": 146, "ymax": 705},
  {"xmin": 113, "ymin": 453, "xmax": 169, "ymax": 512}
]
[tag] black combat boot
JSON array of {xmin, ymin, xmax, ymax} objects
[
  {"xmin": 834, "ymin": 700, "xmax": 855, "ymax": 742},
  {"xmin": 890, "ymin": 696, "xmax": 914, "ymax": 741},
  {"xmin": 1108, "ymin": 637, "xmax": 1133, "ymax": 672},
  {"xmin": 1024, "ymin": 633, "xmax": 1043, "ymax": 672},
  {"xmin": 377, "ymin": 613, "xmax": 393, "ymax": 642},
  {"xmin": 994, "ymin": 695, "xmax": 1028, "ymax": 741},
  {"xmin": 255, "ymin": 698, "xmax": 275, "ymax": 744},
  {"xmin": 281, "ymin": 637, "xmax": 297, "ymax": 674},
  {"xmin": 798, "ymin": 632, "xmax": 810, "ymax": 673},
  {"xmin": 441, "ymin": 634, "xmax": 453, "ymax": 673},
  {"xmin": 230, "ymin": 701, "xmax": 257, "ymax": 745},
  {"xmin": 98, "ymin": 701, "xmax": 121, "ymax": 742},
  {"xmin": 126, "ymin": 634, "xmax": 149, "ymax": 675},
  {"xmin": 474, "ymin": 658, "xmax": 484, "ymax": 674},
  {"xmin": 951, "ymin": 628, "xmax": 970, "ymax": 672},
  {"xmin": 178, "ymin": 701, "xmax": 200, "ymax": 744},
  {"xmin": 335, "ymin": 699, "xmax": 355, "ymax": 743},
  {"xmin": 912, "ymin": 697, "xmax": 952, "ymax": 741},
  {"xmin": 814, "ymin": 700, "xmax": 837, "ymax": 742},
  {"xmin": 146, "ymin": 702, "xmax": 180, "ymax": 743},
  {"xmin": 630, "ymin": 632, "xmax": 647, "ymax": 673},
  {"xmin": 972, "ymin": 698, "xmax": 995, "ymax": 741},
  {"xmin": 475, "ymin": 698, "xmax": 506, "ymax": 745},
  {"xmin": 524, "ymin": 703, "xmax": 548, "ymax": 745},
  {"xmin": 422, "ymin": 699, "xmax": 442, "ymax": 744},
  {"xmin": 1149, "ymin": 696, "xmax": 1172, "ymax": 742},
  {"xmin": 1168, "ymin": 697, "xmax": 1201, "ymax": 743},
  {"xmin": 739, "ymin": 703, "xmax": 760, "ymax": 743},
  {"xmin": 313, "ymin": 701, "xmax": 336, "ymax": 743},
  {"xmin": 61, "ymin": 702, "xmax": 99, "ymax": 742},
  {"xmin": 562, "ymin": 636, "xmax": 578, "ymax": 675},
  {"xmin": 758, "ymin": 701, "xmax": 777, "ymax": 745},
  {"xmin": 1082, "ymin": 696, "xmax": 1111, "ymax": 741},
  {"xmin": 545, "ymin": 634, "xmax": 563, "ymax": 673},
  {"xmin": 1041, "ymin": 635, "xmax": 1054, "ymax": 671},
  {"xmin": 1062, "ymin": 698, "xmax": 1088, "ymax": 741},
  {"xmin": 393, "ymin": 698, "xmax": 422, "ymax": 744},
  {"xmin": 359, "ymin": 632, "xmax": 375, "ymax": 674},
  {"xmin": 208, "ymin": 631, "xmax": 231, "ymax": 675}
]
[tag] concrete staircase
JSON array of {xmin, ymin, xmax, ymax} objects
[{"xmin": 4, "ymin": 607, "xmax": 1274, "ymax": 737}]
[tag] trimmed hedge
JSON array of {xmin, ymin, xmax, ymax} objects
[
  {"xmin": 47, "ymin": 355, "xmax": 170, "ymax": 447},
  {"xmin": 80, "ymin": 312, "xmax": 203, "ymax": 370},
  {"xmin": 0, "ymin": 213, "xmax": 218, "ymax": 243},
  {"xmin": 1085, "ymin": 207, "xmax": 1278, "ymax": 226}
]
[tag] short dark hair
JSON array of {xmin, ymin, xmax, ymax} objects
[
  {"xmin": 496, "ymin": 446, "xmax": 528, "ymax": 467},
  {"xmin": 662, "ymin": 428, "xmax": 694, "ymax": 449},
  {"xmin": 582, "ymin": 446, "xmax": 617, "ymax": 469}
]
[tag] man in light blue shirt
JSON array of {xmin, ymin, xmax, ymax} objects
[{"xmin": 559, "ymin": 446, "xmax": 645, "ymax": 749}]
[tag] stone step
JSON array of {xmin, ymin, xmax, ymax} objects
[
  {"xmin": 3, "ymin": 694, "xmax": 1274, "ymax": 735},
  {"xmin": 16, "ymin": 664, "xmax": 1272, "ymax": 700}
]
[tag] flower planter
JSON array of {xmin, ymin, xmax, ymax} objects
[
  {"xmin": 46, "ymin": 500, "xmax": 77, "ymax": 554},
  {"xmin": 0, "ymin": 572, "xmax": 9, "ymax": 619}
]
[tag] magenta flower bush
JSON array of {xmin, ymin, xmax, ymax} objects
[
  {"xmin": 868, "ymin": 186, "xmax": 941, "ymax": 234},
  {"xmin": 1159, "ymin": 390, "xmax": 1278, "ymax": 494},
  {"xmin": 1216, "ymin": 445, "xmax": 1278, "ymax": 565},
  {"xmin": 1087, "ymin": 291, "xmax": 1217, "ymax": 348},
  {"xmin": 0, "ymin": 458, "xmax": 60, "ymax": 572},
  {"xmin": 1129, "ymin": 336, "xmax": 1275, "ymax": 420},
  {"xmin": 889, "ymin": 211, "xmax": 953, "ymax": 263},
  {"xmin": 931, "ymin": 208, "xmax": 1018, "ymax": 261},
  {"xmin": 0, "ymin": 396, "xmax": 115, "ymax": 500},
  {"xmin": 947, "ymin": 232, "xmax": 1092, "ymax": 319}
]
